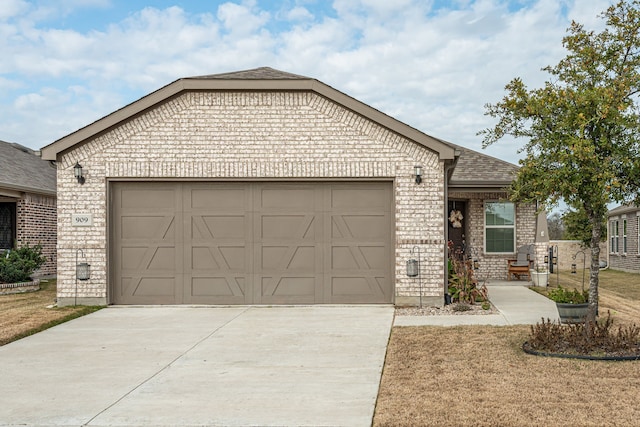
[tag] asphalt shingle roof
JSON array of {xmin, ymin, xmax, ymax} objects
[
  {"xmin": 447, "ymin": 142, "xmax": 519, "ymax": 186},
  {"xmin": 0, "ymin": 141, "xmax": 56, "ymax": 195},
  {"xmin": 189, "ymin": 67, "xmax": 310, "ymax": 80}
]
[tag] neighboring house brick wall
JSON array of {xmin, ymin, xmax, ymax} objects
[
  {"xmin": 55, "ymin": 91, "xmax": 447, "ymax": 306},
  {"xmin": 449, "ymin": 191, "xmax": 536, "ymax": 280},
  {"xmin": 608, "ymin": 211, "xmax": 640, "ymax": 272},
  {"xmin": 16, "ymin": 193, "xmax": 57, "ymax": 276}
]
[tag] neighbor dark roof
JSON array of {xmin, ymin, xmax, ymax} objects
[
  {"xmin": 41, "ymin": 67, "xmax": 457, "ymax": 161},
  {"xmin": 0, "ymin": 141, "xmax": 56, "ymax": 196},
  {"xmin": 447, "ymin": 142, "xmax": 519, "ymax": 190}
]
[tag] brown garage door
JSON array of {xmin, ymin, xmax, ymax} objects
[{"xmin": 111, "ymin": 182, "xmax": 393, "ymax": 305}]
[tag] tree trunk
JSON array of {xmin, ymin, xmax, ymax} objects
[{"xmin": 586, "ymin": 213, "xmax": 601, "ymax": 324}]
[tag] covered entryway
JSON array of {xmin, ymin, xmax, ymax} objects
[{"xmin": 110, "ymin": 181, "xmax": 393, "ymax": 305}]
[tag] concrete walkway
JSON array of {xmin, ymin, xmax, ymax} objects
[
  {"xmin": 0, "ymin": 305, "xmax": 394, "ymax": 427},
  {"xmin": 394, "ymin": 281, "xmax": 560, "ymax": 326}
]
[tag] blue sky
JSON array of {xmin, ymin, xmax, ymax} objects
[{"xmin": 1, "ymin": 0, "xmax": 612, "ymax": 166}]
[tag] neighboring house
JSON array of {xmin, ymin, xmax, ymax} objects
[
  {"xmin": 41, "ymin": 67, "xmax": 537, "ymax": 307},
  {"xmin": 0, "ymin": 140, "xmax": 57, "ymax": 276},
  {"xmin": 606, "ymin": 205, "xmax": 640, "ymax": 273}
]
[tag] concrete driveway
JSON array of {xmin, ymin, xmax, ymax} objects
[{"xmin": 0, "ymin": 305, "xmax": 394, "ymax": 427}]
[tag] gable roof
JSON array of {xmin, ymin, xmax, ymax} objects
[
  {"xmin": 41, "ymin": 67, "xmax": 458, "ymax": 161},
  {"xmin": 0, "ymin": 141, "xmax": 56, "ymax": 196},
  {"xmin": 447, "ymin": 142, "xmax": 519, "ymax": 190}
]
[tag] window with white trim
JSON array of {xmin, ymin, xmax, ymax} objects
[
  {"xmin": 623, "ymin": 218, "xmax": 628, "ymax": 254},
  {"xmin": 484, "ymin": 201, "xmax": 515, "ymax": 253},
  {"xmin": 611, "ymin": 220, "xmax": 619, "ymax": 253}
]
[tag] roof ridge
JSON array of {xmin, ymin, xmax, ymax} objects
[{"xmin": 187, "ymin": 67, "xmax": 312, "ymax": 80}]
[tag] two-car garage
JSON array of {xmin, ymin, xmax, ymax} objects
[
  {"xmin": 110, "ymin": 181, "xmax": 394, "ymax": 305},
  {"xmin": 42, "ymin": 68, "xmax": 459, "ymax": 307}
]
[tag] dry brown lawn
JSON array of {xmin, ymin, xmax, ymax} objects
[
  {"xmin": 374, "ymin": 269, "xmax": 640, "ymax": 427},
  {"xmin": 0, "ymin": 280, "xmax": 102, "ymax": 346}
]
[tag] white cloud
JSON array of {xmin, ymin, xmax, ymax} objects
[
  {"xmin": 0, "ymin": 0, "xmax": 29, "ymax": 20},
  {"xmin": 217, "ymin": 0, "xmax": 270, "ymax": 37},
  {"xmin": 0, "ymin": 0, "xmax": 621, "ymax": 161},
  {"xmin": 285, "ymin": 6, "xmax": 314, "ymax": 22}
]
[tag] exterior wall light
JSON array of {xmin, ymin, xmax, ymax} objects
[
  {"xmin": 414, "ymin": 165, "xmax": 422, "ymax": 184},
  {"xmin": 406, "ymin": 246, "xmax": 422, "ymax": 308},
  {"xmin": 74, "ymin": 162, "xmax": 85, "ymax": 184},
  {"xmin": 75, "ymin": 249, "xmax": 91, "ymax": 306}
]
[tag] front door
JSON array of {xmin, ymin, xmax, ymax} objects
[{"xmin": 447, "ymin": 200, "xmax": 467, "ymax": 259}]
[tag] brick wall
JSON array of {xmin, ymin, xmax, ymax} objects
[
  {"xmin": 448, "ymin": 191, "xmax": 536, "ymax": 280},
  {"xmin": 56, "ymin": 91, "xmax": 447, "ymax": 306},
  {"xmin": 16, "ymin": 193, "xmax": 57, "ymax": 276},
  {"xmin": 607, "ymin": 212, "xmax": 640, "ymax": 272}
]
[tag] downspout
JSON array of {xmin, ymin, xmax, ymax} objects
[{"xmin": 443, "ymin": 152, "xmax": 460, "ymax": 305}]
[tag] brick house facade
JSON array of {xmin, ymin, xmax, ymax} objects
[
  {"xmin": 41, "ymin": 68, "xmax": 537, "ymax": 306},
  {"xmin": 607, "ymin": 205, "xmax": 640, "ymax": 273},
  {"xmin": 0, "ymin": 141, "xmax": 57, "ymax": 277}
]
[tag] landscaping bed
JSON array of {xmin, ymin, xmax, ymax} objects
[{"xmin": 374, "ymin": 269, "xmax": 640, "ymax": 426}]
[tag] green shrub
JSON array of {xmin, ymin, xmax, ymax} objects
[
  {"xmin": 0, "ymin": 244, "xmax": 46, "ymax": 283},
  {"xmin": 547, "ymin": 285, "xmax": 589, "ymax": 304}
]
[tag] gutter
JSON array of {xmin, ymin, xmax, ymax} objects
[
  {"xmin": 0, "ymin": 182, "xmax": 56, "ymax": 198},
  {"xmin": 443, "ymin": 153, "xmax": 460, "ymax": 304}
]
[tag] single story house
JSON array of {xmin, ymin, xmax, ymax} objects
[
  {"xmin": 606, "ymin": 205, "xmax": 640, "ymax": 273},
  {"xmin": 0, "ymin": 140, "xmax": 57, "ymax": 276},
  {"xmin": 41, "ymin": 67, "xmax": 538, "ymax": 307}
]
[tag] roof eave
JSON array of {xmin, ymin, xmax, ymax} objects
[
  {"xmin": 448, "ymin": 180, "xmax": 512, "ymax": 193},
  {"xmin": 0, "ymin": 182, "xmax": 56, "ymax": 197},
  {"xmin": 41, "ymin": 77, "xmax": 457, "ymax": 161}
]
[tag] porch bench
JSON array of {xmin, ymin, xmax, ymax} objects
[
  {"xmin": 507, "ymin": 244, "xmax": 535, "ymax": 281},
  {"xmin": 506, "ymin": 259, "xmax": 533, "ymax": 280}
]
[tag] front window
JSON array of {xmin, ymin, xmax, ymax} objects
[
  {"xmin": 611, "ymin": 220, "xmax": 619, "ymax": 253},
  {"xmin": 623, "ymin": 219, "xmax": 628, "ymax": 254},
  {"xmin": 0, "ymin": 203, "xmax": 16, "ymax": 251},
  {"xmin": 485, "ymin": 202, "xmax": 515, "ymax": 253}
]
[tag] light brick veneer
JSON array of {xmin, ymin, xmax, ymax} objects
[
  {"xmin": 448, "ymin": 191, "xmax": 536, "ymax": 281},
  {"xmin": 56, "ymin": 91, "xmax": 447, "ymax": 306}
]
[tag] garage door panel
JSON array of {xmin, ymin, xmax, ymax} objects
[
  {"xmin": 121, "ymin": 216, "xmax": 175, "ymax": 240},
  {"xmin": 119, "ymin": 277, "xmax": 177, "ymax": 305},
  {"xmin": 332, "ymin": 215, "xmax": 388, "ymax": 240},
  {"xmin": 261, "ymin": 246, "xmax": 316, "ymax": 270},
  {"xmin": 331, "ymin": 187, "xmax": 389, "ymax": 210},
  {"xmin": 261, "ymin": 276, "xmax": 316, "ymax": 302},
  {"xmin": 191, "ymin": 246, "xmax": 245, "ymax": 270},
  {"xmin": 112, "ymin": 182, "xmax": 393, "ymax": 305},
  {"xmin": 190, "ymin": 188, "xmax": 247, "ymax": 210},
  {"xmin": 120, "ymin": 189, "xmax": 177, "ymax": 210},
  {"xmin": 259, "ymin": 187, "xmax": 317, "ymax": 209},
  {"xmin": 331, "ymin": 246, "xmax": 384, "ymax": 270},
  {"xmin": 193, "ymin": 216, "xmax": 246, "ymax": 239},
  {"xmin": 190, "ymin": 277, "xmax": 245, "ymax": 297},
  {"xmin": 260, "ymin": 215, "xmax": 316, "ymax": 239}
]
